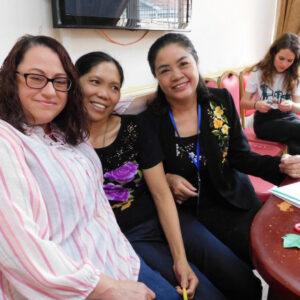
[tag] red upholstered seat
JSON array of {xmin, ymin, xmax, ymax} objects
[
  {"xmin": 218, "ymin": 70, "xmax": 285, "ymax": 202},
  {"xmin": 244, "ymin": 128, "xmax": 286, "ymax": 151},
  {"xmin": 240, "ymin": 71, "xmax": 255, "ymax": 118},
  {"xmin": 248, "ymin": 175, "xmax": 274, "ymax": 203},
  {"xmin": 247, "ymin": 140, "xmax": 283, "ymax": 203},
  {"xmin": 248, "ymin": 140, "xmax": 284, "ymax": 156},
  {"xmin": 218, "ymin": 72, "xmax": 240, "ymax": 113},
  {"xmin": 204, "ymin": 77, "xmax": 218, "ymax": 88}
]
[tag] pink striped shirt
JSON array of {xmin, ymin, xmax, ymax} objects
[{"xmin": 0, "ymin": 120, "xmax": 140, "ymax": 300}]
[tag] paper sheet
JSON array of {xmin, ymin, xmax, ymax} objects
[{"xmin": 270, "ymin": 182, "xmax": 300, "ymax": 209}]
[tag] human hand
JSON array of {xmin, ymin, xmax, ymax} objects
[
  {"xmin": 165, "ymin": 173, "xmax": 198, "ymax": 204},
  {"xmin": 279, "ymin": 154, "xmax": 300, "ymax": 178},
  {"xmin": 255, "ymin": 100, "xmax": 272, "ymax": 113},
  {"xmin": 173, "ymin": 259, "xmax": 199, "ymax": 299},
  {"xmin": 278, "ymin": 100, "xmax": 293, "ymax": 112},
  {"xmin": 88, "ymin": 275, "xmax": 155, "ymax": 300}
]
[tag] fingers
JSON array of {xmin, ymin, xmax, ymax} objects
[
  {"xmin": 185, "ymin": 275, "xmax": 198, "ymax": 298},
  {"xmin": 181, "ymin": 179, "xmax": 197, "ymax": 191},
  {"xmin": 176, "ymin": 269, "xmax": 198, "ymax": 299},
  {"xmin": 281, "ymin": 154, "xmax": 300, "ymax": 164},
  {"xmin": 279, "ymin": 155, "xmax": 300, "ymax": 178},
  {"xmin": 145, "ymin": 286, "xmax": 156, "ymax": 299},
  {"xmin": 177, "ymin": 182, "xmax": 198, "ymax": 197},
  {"xmin": 173, "ymin": 178, "xmax": 198, "ymax": 204},
  {"xmin": 174, "ymin": 187, "xmax": 198, "ymax": 204}
]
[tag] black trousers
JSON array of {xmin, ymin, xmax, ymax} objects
[{"xmin": 254, "ymin": 112, "xmax": 300, "ymax": 155}]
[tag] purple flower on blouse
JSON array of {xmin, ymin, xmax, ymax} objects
[
  {"xmin": 104, "ymin": 183, "xmax": 130, "ymax": 202},
  {"xmin": 104, "ymin": 162, "xmax": 138, "ymax": 183}
]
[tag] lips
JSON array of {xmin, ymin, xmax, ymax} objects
[
  {"xmin": 172, "ymin": 81, "xmax": 189, "ymax": 91},
  {"xmin": 36, "ymin": 100, "xmax": 56, "ymax": 106},
  {"xmin": 90, "ymin": 101, "xmax": 107, "ymax": 110}
]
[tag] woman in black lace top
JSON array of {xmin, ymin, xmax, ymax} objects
[{"xmin": 75, "ymin": 51, "xmax": 262, "ymax": 300}]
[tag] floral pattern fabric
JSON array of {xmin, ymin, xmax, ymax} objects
[
  {"xmin": 207, "ymin": 101, "xmax": 230, "ymax": 163},
  {"xmin": 95, "ymin": 115, "xmax": 162, "ymax": 232},
  {"xmin": 104, "ymin": 161, "xmax": 143, "ymax": 209}
]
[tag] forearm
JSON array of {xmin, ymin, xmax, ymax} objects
[
  {"xmin": 154, "ymin": 190, "xmax": 187, "ymax": 261},
  {"xmin": 88, "ymin": 274, "xmax": 114, "ymax": 299},
  {"xmin": 143, "ymin": 167, "xmax": 187, "ymax": 262},
  {"xmin": 88, "ymin": 274, "xmax": 155, "ymax": 300},
  {"xmin": 240, "ymin": 91, "xmax": 256, "ymax": 109},
  {"xmin": 118, "ymin": 92, "xmax": 156, "ymax": 115}
]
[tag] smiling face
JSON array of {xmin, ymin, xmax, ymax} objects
[
  {"xmin": 273, "ymin": 48, "xmax": 296, "ymax": 73},
  {"xmin": 154, "ymin": 43, "xmax": 199, "ymax": 105},
  {"xmin": 17, "ymin": 45, "xmax": 68, "ymax": 130},
  {"xmin": 79, "ymin": 61, "xmax": 121, "ymax": 123}
]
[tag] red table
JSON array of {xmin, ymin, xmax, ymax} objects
[{"xmin": 251, "ymin": 179, "xmax": 300, "ymax": 300}]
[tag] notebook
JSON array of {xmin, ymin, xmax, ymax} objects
[{"xmin": 270, "ymin": 182, "xmax": 300, "ymax": 209}]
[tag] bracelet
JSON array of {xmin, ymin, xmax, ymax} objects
[{"xmin": 254, "ymin": 102, "xmax": 257, "ymax": 109}]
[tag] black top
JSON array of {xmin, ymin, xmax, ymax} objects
[
  {"xmin": 95, "ymin": 114, "xmax": 163, "ymax": 232},
  {"xmin": 143, "ymin": 87, "xmax": 286, "ymax": 210}
]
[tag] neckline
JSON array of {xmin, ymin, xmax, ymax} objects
[{"xmin": 94, "ymin": 115, "xmax": 123, "ymax": 151}]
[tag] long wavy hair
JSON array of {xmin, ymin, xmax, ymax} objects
[
  {"xmin": 0, "ymin": 35, "xmax": 88, "ymax": 145},
  {"xmin": 253, "ymin": 32, "xmax": 300, "ymax": 94},
  {"xmin": 147, "ymin": 33, "xmax": 210, "ymax": 115}
]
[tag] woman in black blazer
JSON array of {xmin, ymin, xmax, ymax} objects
[{"xmin": 144, "ymin": 33, "xmax": 300, "ymax": 268}]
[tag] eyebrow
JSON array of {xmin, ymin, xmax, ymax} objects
[
  {"xmin": 88, "ymin": 75, "xmax": 121, "ymax": 86},
  {"xmin": 156, "ymin": 56, "xmax": 188, "ymax": 71},
  {"xmin": 26, "ymin": 68, "xmax": 67, "ymax": 77}
]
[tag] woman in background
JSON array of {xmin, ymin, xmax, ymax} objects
[
  {"xmin": 76, "ymin": 51, "xmax": 264, "ymax": 300},
  {"xmin": 241, "ymin": 32, "xmax": 300, "ymax": 154}
]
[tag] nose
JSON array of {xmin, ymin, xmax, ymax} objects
[
  {"xmin": 96, "ymin": 88, "xmax": 108, "ymax": 100},
  {"xmin": 41, "ymin": 81, "xmax": 57, "ymax": 96},
  {"xmin": 283, "ymin": 61, "xmax": 291, "ymax": 68},
  {"xmin": 171, "ymin": 68, "xmax": 183, "ymax": 81}
]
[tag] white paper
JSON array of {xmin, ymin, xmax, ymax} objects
[{"xmin": 270, "ymin": 182, "xmax": 300, "ymax": 208}]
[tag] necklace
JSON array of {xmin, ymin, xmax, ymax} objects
[{"xmin": 102, "ymin": 118, "xmax": 110, "ymax": 147}]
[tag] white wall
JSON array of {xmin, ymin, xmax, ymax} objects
[{"xmin": 0, "ymin": 0, "xmax": 277, "ymax": 90}]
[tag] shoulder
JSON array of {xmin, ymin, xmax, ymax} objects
[
  {"xmin": 0, "ymin": 120, "xmax": 23, "ymax": 143},
  {"xmin": 205, "ymin": 88, "xmax": 239, "ymax": 120},
  {"xmin": 293, "ymin": 77, "xmax": 300, "ymax": 95},
  {"xmin": 120, "ymin": 114, "xmax": 139, "ymax": 123},
  {"xmin": 207, "ymin": 87, "xmax": 232, "ymax": 106},
  {"xmin": 207, "ymin": 87, "xmax": 228, "ymax": 98},
  {"xmin": 119, "ymin": 114, "xmax": 141, "ymax": 130},
  {"xmin": 249, "ymin": 68, "xmax": 262, "ymax": 79},
  {"xmin": 0, "ymin": 120, "xmax": 25, "ymax": 154}
]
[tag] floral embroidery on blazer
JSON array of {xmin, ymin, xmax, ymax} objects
[{"xmin": 207, "ymin": 101, "xmax": 230, "ymax": 163}]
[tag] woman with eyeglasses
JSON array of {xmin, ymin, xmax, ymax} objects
[{"xmin": 0, "ymin": 34, "xmax": 186, "ymax": 300}]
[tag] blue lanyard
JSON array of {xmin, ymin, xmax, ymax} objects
[{"xmin": 168, "ymin": 104, "xmax": 201, "ymax": 172}]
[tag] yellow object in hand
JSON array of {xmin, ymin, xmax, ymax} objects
[{"xmin": 182, "ymin": 287, "xmax": 188, "ymax": 300}]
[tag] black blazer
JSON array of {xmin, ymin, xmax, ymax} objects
[{"xmin": 144, "ymin": 88, "xmax": 285, "ymax": 210}]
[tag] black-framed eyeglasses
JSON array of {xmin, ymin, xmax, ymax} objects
[{"xmin": 16, "ymin": 71, "xmax": 72, "ymax": 92}]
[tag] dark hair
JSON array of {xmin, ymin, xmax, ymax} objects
[
  {"xmin": 254, "ymin": 32, "xmax": 300, "ymax": 93},
  {"xmin": 148, "ymin": 33, "xmax": 199, "ymax": 77},
  {"xmin": 75, "ymin": 51, "xmax": 124, "ymax": 86},
  {"xmin": 147, "ymin": 33, "xmax": 210, "ymax": 115},
  {"xmin": 0, "ymin": 35, "xmax": 88, "ymax": 145}
]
